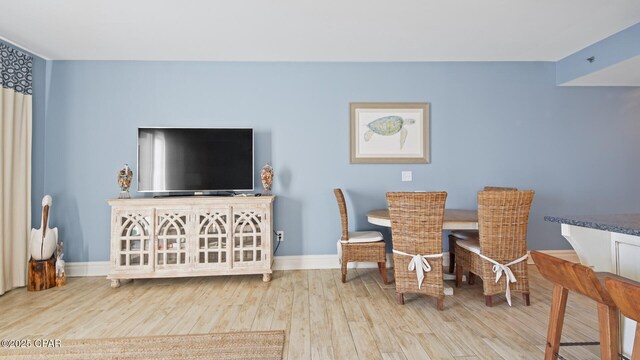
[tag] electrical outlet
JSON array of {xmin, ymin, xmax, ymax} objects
[
  {"xmin": 276, "ymin": 231, "xmax": 284, "ymax": 242},
  {"xmin": 401, "ymin": 171, "xmax": 412, "ymax": 182}
]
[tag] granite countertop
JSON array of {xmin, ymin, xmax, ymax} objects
[{"xmin": 544, "ymin": 214, "xmax": 640, "ymax": 236}]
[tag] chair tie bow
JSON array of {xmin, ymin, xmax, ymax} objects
[
  {"xmin": 478, "ymin": 253, "xmax": 529, "ymax": 306},
  {"xmin": 393, "ymin": 250, "xmax": 442, "ymax": 289}
]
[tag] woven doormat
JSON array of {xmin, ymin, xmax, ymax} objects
[{"xmin": 0, "ymin": 330, "xmax": 285, "ymax": 359}]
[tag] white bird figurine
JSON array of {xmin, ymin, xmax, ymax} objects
[{"xmin": 30, "ymin": 195, "xmax": 58, "ymax": 261}]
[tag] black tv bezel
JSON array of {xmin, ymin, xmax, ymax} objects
[{"xmin": 136, "ymin": 127, "xmax": 255, "ymax": 194}]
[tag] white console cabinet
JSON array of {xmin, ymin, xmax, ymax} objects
[{"xmin": 107, "ymin": 196, "xmax": 275, "ymax": 287}]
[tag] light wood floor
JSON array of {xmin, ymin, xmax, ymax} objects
[{"xmin": 0, "ymin": 266, "xmax": 601, "ymax": 359}]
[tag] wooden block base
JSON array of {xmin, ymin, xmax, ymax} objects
[{"xmin": 28, "ymin": 258, "xmax": 56, "ymax": 291}]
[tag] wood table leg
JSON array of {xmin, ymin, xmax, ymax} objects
[
  {"xmin": 545, "ymin": 284, "xmax": 569, "ymax": 360},
  {"xmin": 448, "ymin": 234, "xmax": 456, "ymax": 274},
  {"xmin": 396, "ymin": 293, "xmax": 404, "ymax": 305},
  {"xmin": 437, "ymin": 296, "xmax": 444, "ymax": 311},
  {"xmin": 596, "ymin": 303, "xmax": 619, "ymax": 360}
]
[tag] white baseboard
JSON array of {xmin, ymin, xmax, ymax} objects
[
  {"xmin": 66, "ymin": 261, "xmax": 110, "ymax": 277},
  {"xmin": 63, "ymin": 254, "xmax": 404, "ymax": 275},
  {"xmin": 64, "ymin": 249, "xmax": 577, "ymax": 276},
  {"xmin": 273, "ymin": 252, "xmax": 455, "ymax": 270},
  {"xmin": 272, "ymin": 253, "xmax": 399, "ymax": 270}
]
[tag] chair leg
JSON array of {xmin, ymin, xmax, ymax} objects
[
  {"xmin": 456, "ymin": 264, "xmax": 463, "ymax": 288},
  {"xmin": 522, "ymin": 293, "xmax": 531, "ymax": 306},
  {"xmin": 485, "ymin": 295, "xmax": 493, "ymax": 307},
  {"xmin": 437, "ymin": 296, "xmax": 444, "ymax": 311},
  {"xmin": 596, "ymin": 303, "xmax": 619, "ymax": 360},
  {"xmin": 341, "ymin": 261, "xmax": 347, "ymax": 283},
  {"xmin": 396, "ymin": 293, "xmax": 404, "ymax": 305},
  {"xmin": 545, "ymin": 284, "xmax": 569, "ymax": 360},
  {"xmin": 468, "ymin": 272, "xmax": 475, "ymax": 285},
  {"xmin": 378, "ymin": 262, "xmax": 388, "ymax": 285},
  {"xmin": 448, "ymin": 234, "xmax": 456, "ymax": 274}
]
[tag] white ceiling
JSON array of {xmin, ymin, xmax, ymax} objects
[{"xmin": 1, "ymin": 0, "xmax": 639, "ymax": 61}]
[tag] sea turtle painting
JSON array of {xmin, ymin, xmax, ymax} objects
[{"xmin": 364, "ymin": 115, "xmax": 416, "ymax": 149}]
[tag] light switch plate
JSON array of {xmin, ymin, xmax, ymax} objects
[{"xmin": 401, "ymin": 171, "xmax": 412, "ymax": 182}]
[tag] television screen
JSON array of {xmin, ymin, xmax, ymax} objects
[{"xmin": 137, "ymin": 128, "xmax": 254, "ymax": 193}]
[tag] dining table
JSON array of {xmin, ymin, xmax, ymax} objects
[
  {"xmin": 367, "ymin": 209, "xmax": 478, "ymax": 230},
  {"xmin": 366, "ymin": 208, "xmax": 478, "ymax": 295}
]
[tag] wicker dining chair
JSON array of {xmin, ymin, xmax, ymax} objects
[
  {"xmin": 387, "ymin": 191, "xmax": 447, "ymax": 310},
  {"xmin": 334, "ymin": 189, "xmax": 388, "ymax": 284},
  {"xmin": 447, "ymin": 186, "xmax": 517, "ymax": 273},
  {"xmin": 455, "ymin": 189, "xmax": 534, "ymax": 306}
]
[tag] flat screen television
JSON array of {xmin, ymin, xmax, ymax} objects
[{"xmin": 137, "ymin": 128, "xmax": 254, "ymax": 193}]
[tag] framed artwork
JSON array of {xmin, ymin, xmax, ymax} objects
[{"xmin": 350, "ymin": 102, "xmax": 430, "ymax": 164}]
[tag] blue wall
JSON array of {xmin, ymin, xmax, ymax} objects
[{"xmin": 42, "ymin": 61, "xmax": 640, "ymax": 262}]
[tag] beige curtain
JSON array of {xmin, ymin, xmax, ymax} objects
[{"xmin": 0, "ymin": 44, "xmax": 32, "ymax": 295}]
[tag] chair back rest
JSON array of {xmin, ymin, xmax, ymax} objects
[
  {"xmin": 531, "ymin": 251, "xmax": 615, "ymax": 306},
  {"xmin": 333, "ymin": 189, "xmax": 349, "ymax": 241},
  {"xmin": 386, "ymin": 192, "xmax": 447, "ymax": 255},
  {"xmin": 478, "ymin": 190, "xmax": 534, "ymax": 261},
  {"xmin": 483, "ymin": 186, "xmax": 517, "ymax": 191},
  {"xmin": 605, "ymin": 276, "xmax": 640, "ymax": 322}
]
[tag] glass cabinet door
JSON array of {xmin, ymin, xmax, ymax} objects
[
  {"xmin": 232, "ymin": 210, "xmax": 265, "ymax": 267},
  {"xmin": 114, "ymin": 210, "xmax": 153, "ymax": 271},
  {"xmin": 155, "ymin": 210, "xmax": 190, "ymax": 270},
  {"xmin": 194, "ymin": 209, "xmax": 230, "ymax": 269}
]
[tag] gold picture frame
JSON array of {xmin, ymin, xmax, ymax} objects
[{"xmin": 350, "ymin": 102, "xmax": 430, "ymax": 164}]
